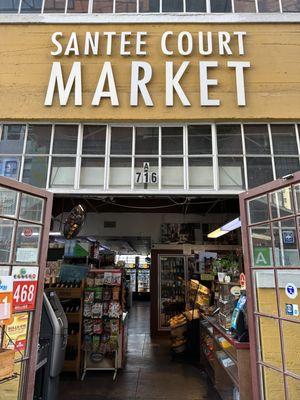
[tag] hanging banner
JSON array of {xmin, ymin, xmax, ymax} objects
[
  {"xmin": 12, "ymin": 267, "xmax": 39, "ymax": 312},
  {"xmin": 0, "ymin": 276, "xmax": 13, "ymax": 325}
]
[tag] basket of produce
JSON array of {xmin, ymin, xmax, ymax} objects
[{"xmin": 0, "ymin": 348, "xmax": 15, "ymax": 381}]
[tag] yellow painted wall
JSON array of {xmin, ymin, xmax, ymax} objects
[{"xmin": 0, "ymin": 24, "xmax": 300, "ymax": 121}]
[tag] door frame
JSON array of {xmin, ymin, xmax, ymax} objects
[
  {"xmin": 239, "ymin": 170, "xmax": 300, "ymax": 400},
  {"xmin": 0, "ymin": 176, "xmax": 53, "ymax": 400}
]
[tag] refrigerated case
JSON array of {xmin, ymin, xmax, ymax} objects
[
  {"xmin": 158, "ymin": 255, "xmax": 196, "ymax": 331},
  {"xmin": 126, "ymin": 268, "xmax": 137, "ymax": 293},
  {"xmin": 137, "ymin": 268, "xmax": 150, "ymax": 293}
]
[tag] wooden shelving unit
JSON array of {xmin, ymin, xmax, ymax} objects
[
  {"xmin": 200, "ymin": 315, "xmax": 252, "ymax": 400},
  {"xmin": 47, "ymin": 283, "xmax": 84, "ymax": 380}
]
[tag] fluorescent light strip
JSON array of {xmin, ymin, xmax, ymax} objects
[{"xmin": 207, "ymin": 217, "xmax": 241, "ymax": 239}]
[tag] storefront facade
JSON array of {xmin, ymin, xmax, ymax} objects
[{"xmin": 1, "ymin": 2, "xmax": 300, "ymax": 400}]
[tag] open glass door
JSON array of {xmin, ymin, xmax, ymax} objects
[
  {"xmin": 0, "ymin": 176, "xmax": 52, "ymax": 400},
  {"xmin": 240, "ymin": 171, "xmax": 300, "ymax": 400}
]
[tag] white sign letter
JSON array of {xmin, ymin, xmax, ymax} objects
[
  {"xmin": 198, "ymin": 32, "xmax": 213, "ymax": 56},
  {"xmin": 234, "ymin": 32, "xmax": 246, "ymax": 55},
  {"xmin": 199, "ymin": 61, "xmax": 220, "ymax": 106},
  {"xmin": 51, "ymin": 32, "xmax": 63, "ymax": 56},
  {"xmin": 92, "ymin": 62, "xmax": 119, "ymax": 106},
  {"xmin": 161, "ymin": 31, "xmax": 173, "ymax": 56},
  {"xmin": 130, "ymin": 62, "xmax": 153, "ymax": 106},
  {"xmin": 228, "ymin": 61, "xmax": 250, "ymax": 106},
  {"xmin": 120, "ymin": 32, "xmax": 132, "ymax": 56},
  {"xmin": 84, "ymin": 32, "xmax": 100, "ymax": 55},
  {"xmin": 218, "ymin": 32, "xmax": 233, "ymax": 55},
  {"xmin": 178, "ymin": 32, "xmax": 193, "ymax": 56},
  {"xmin": 65, "ymin": 32, "xmax": 79, "ymax": 56},
  {"xmin": 136, "ymin": 32, "xmax": 148, "ymax": 55},
  {"xmin": 103, "ymin": 32, "xmax": 116, "ymax": 56},
  {"xmin": 45, "ymin": 62, "xmax": 82, "ymax": 106},
  {"xmin": 166, "ymin": 61, "xmax": 190, "ymax": 107}
]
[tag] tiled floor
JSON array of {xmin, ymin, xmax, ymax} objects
[{"xmin": 59, "ymin": 301, "xmax": 220, "ymax": 400}]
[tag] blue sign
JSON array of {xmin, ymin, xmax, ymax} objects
[
  {"xmin": 282, "ymin": 230, "xmax": 295, "ymax": 244},
  {"xmin": 286, "ymin": 304, "xmax": 293, "ymax": 315}
]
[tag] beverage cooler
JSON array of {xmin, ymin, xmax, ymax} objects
[
  {"xmin": 157, "ymin": 255, "xmax": 196, "ymax": 332},
  {"xmin": 137, "ymin": 269, "xmax": 150, "ymax": 293}
]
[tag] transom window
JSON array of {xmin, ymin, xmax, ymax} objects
[{"xmin": 0, "ymin": 123, "xmax": 299, "ymax": 193}]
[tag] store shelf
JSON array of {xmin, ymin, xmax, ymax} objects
[
  {"xmin": 66, "ymin": 312, "xmax": 81, "ymax": 323},
  {"xmin": 64, "ymin": 360, "xmax": 77, "ymax": 371},
  {"xmin": 67, "ymin": 334, "xmax": 80, "ymax": 346},
  {"xmin": 215, "ymin": 355, "xmax": 239, "ymax": 389}
]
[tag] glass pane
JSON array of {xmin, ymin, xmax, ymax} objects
[
  {"xmin": 0, "ymin": 218, "xmax": 15, "ymax": 263},
  {"xmin": 219, "ymin": 157, "xmax": 245, "ymax": 190},
  {"xmin": 250, "ymin": 225, "xmax": 273, "ymax": 267},
  {"xmin": 273, "ymin": 219, "xmax": 300, "ymax": 267},
  {"xmin": 0, "ymin": 125, "xmax": 25, "ymax": 154},
  {"xmin": 186, "ymin": 0, "xmax": 206, "ymax": 11},
  {"xmin": 217, "ymin": 125, "xmax": 242, "ymax": 155},
  {"xmin": 258, "ymin": 317, "xmax": 282, "ymax": 369},
  {"xmin": 161, "ymin": 158, "xmax": 183, "ymax": 189},
  {"xmin": 80, "ymin": 158, "xmax": 105, "ymax": 187},
  {"xmin": 109, "ymin": 158, "xmax": 131, "ymax": 188},
  {"xmin": 0, "ymin": 0, "xmax": 19, "ymax": 12},
  {"xmin": 189, "ymin": 158, "xmax": 213, "ymax": 189},
  {"xmin": 111, "ymin": 127, "xmax": 132, "ymax": 155},
  {"xmin": 15, "ymin": 223, "xmax": 41, "ymax": 264},
  {"xmin": 23, "ymin": 157, "xmax": 48, "ymax": 188},
  {"xmin": 261, "ymin": 366, "xmax": 285, "ymax": 400},
  {"xmin": 254, "ymin": 270, "xmax": 278, "ymax": 316},
  {"xmin": 248, "ymin": 195, "xmax": 269, "ymax": 225},
  {"xmin": 282, "ymin": 0, "xmax": 300, "ymax": 11},
  {"xmin": 0, "ymin": 157, "xmax": 21, "ymax": 180},
  {"xmin": 115, "ymin": 0, "xmax": 136, "ymax": 12},
  {"xmin": 257, "ymin": 0, "xmax": 280, "ymax": 11},
  {"xmin": 287, "ymin": 376, "xmax": 300, "ymax": 400},
  {"xmin": 272, "ymin": 125, "xmax": 298, "ymax": 155},
  {"xmin": 19, "ymin": 193, "xmax": 43, "ymax": 223},
  {"xmin": 247, "ymin": 157, "xmax": 273, "ymax": 189},
  {"xmin": 93, "ymin": 0, "xmax": 113, "ymax": 11},
  {"xmin": 210, "ymin": 0, "xmax": 232, "ymax": 12},
  {"xmin": 188, "ymin": 125, "xmax": 212, "ymax": 155},
  {"xmin": 67, "ymin": 0, "xmax": 89, "ymax": 12},
  {"xmin": 139, "ymin": 0, "xmax": 159, "ymax": 11},
  {"xmin": 160, "ymin": 256, "xmax": 186, "ymax": 328},
  {"xmin": 270, "ymin": 186, "xmax": 294, "ymax": 219},
  {"xmin": 234, "ymin": 0, "xmax": 256, "ymax": 11},
  {"xmin": 282, "ymin": 320, "xmax": 300, "ymax": 375},
  {"xmin": 52, "ymin": 125, "xmax": 78, "ymax": 154},
  {"xmin": 134, "ymin": 158, "xmax": 158, "ymax": 189},
  {"xmin": 0, "ymin": 266, "xmax": 10, "ymax": 275},
  {"xmin": 278, "ymin": 270, "xmax": 300, "ymax": 320},
  {"xmin": 294, "ymin": 184, "xmax": 300, "ymax": 214},
  {"xmin": 26, "ymin": 125, "xmax": 51, "ymax": 154},
  {"xmin": 135, "ymin": 127, "xmax": 159, "ymax": 155},
  {"xmin": 244, "ymin": 124, "xmax": 270, "ymax": 155},
  {"xmin": 0, "ymin": 187, "xmax": 18, "ymax": 217},
  {"xmin": 82, "ymin": 125, "xmax": 106, "ymax": 155},
  {"xmin": 275, "ymin": 157, "xmax": 300, "ymax": 179},
  {"xmin": 43, "ymin": 0, "xmax": 66, "ymax": 12},
  {"xmin": 50, "ymin": 157, "xmax": 76, "ymax": 187},
  {"xmin": 20, "ymin": 0, "xmax": 43, "ymax": 12},
  {"xmin": 162, "ymin": 127, "xmax": 183, "ymax": 155},
  {"xmin": 162, "ymin": 0, "xmax": 183, "ymax": 11}
]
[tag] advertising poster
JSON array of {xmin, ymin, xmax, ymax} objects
[
  {"xmin": 3, "ymin": 312, "xmax": 29, "ymax": 356},
  {"xmin": 0, "ymin": 275, "xmax": 13, "ymax": 325},
  {"xmin": 12, "ymin": 267, "xmax": 39, "ymax": 312}
]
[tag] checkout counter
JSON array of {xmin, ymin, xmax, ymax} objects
[{"xmin": 34, "ymin": 291, "xmax": 68, "ymax": 400}]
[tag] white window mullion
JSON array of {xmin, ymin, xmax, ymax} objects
[
  {"xmin": 131, "ymin": 126, "xmax": 136, "ymax": 190},
  {"xmin": 113, "ymin": 0, "xmax": 116, "ymax": 13},
  {"xmin": 294, "ymin": 123, "xmax": 300, "ymax": 171},
  {"xmin": 19, "ymin": 123, "xmax": 28, "ymax": 183},
  {"xmin": 46, "ymin": 124, "xmax": 55, "ymax": 189},
  {"xmin": 88, "ymin": 0, "xmax": 93, "ymax": 13},
  {"xmin": 18, "ymin": 0, "xmax": 22, "ymax": 13},
  {"xmin": 183, "ymin": 0, "xmax": 186, "ymax": 13},
  {"xmin": 254, "ymin": 0, "xmax": 259, "ymax": 13},
  {"xmin": 74, "ymin": 124, "xmax": 83, "ymax": 190},
  {"xmin": 136, "ymin": 0, "xmax": 139, "ymax": 13},
  {"xmin": 41, "ymin": 0, "xmax": 46, "ymax": 13},
  {"xmin": 158, "ymin": 125, "xmax": 162, "ymax": 190},
  {"xmin": 241, "ymin": 124, "xmax": 248, "ymax": 191},
  {"xmin": 206, "ymin": 0, "xmax": 211, "ymax": 13},
  {"xmin": 104, "ymin": 125, "xmax": 111, "ymax": 190},
  {"xmin": 279, "ymin": 0, "xmax": 283, "ymax": 13},
  {"xmin": 231, "ymin": 0, "xmax": 235, "ymax": 13},
  {"xmin": 212, "ymin": 123, "xmax": 219, "ymax": 191},
  {"xmin": 159, "ymin": 0, "xmax": 162, "ymax": 13},
  {"xmin": 268, "ymin": 123, "xmax": 276, "ymax": 180},
  {"xmin": 183, "ymin": 124, "xmax": 189, "ymax": 190},
  {"xmin": 65, "ymin": 0, "xmax": 68, "ymax": 14}
]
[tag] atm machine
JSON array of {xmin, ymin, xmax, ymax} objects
[{"xmin": 34, "ymin": 291, "xmax": 68, "ymax": 400}]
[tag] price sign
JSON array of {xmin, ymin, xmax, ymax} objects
[
  {"xmin": 0, "ymin": 276, "xmax": 13, "ymax": 325},
  {"xmin": 12, "ymin": 267, "xmax": 38, "ymax": 312},
  {"xmin": 135, "ymin": 162, "xmax": 158, "ymax": 185}
]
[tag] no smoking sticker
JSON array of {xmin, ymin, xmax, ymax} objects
[{"xmin": 285, "ymin": 283, "xmax": 298, "ymax": 299}]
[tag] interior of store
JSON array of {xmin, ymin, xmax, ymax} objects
[{"xmin": 36, "ymin": 194, "xmax": 247, "ymax": 400}]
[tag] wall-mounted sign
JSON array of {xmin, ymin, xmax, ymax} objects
[
  {"xmin": 286, "ymin": 304, "xmax": 299, "ymax": 317},
  {"xmin": 135, "ymin": 163, "xmax": 158, "ymax": 185},
  {"xmin": 16, "ymin": 247, "xmax": 38, "ymax": 263},
  {"xmin": 1, "ymin": 24, "xmax": 300, "ymax": 121},
  {"xmin": 285, "ymin": 283, "xmax": 298, "ymax": 299},
  {"xmin": 253, "ymin": 248, "xmax": 272, "ymax": 267},
  {"xmin": 3, "ymin": 312, "xmax": 29, "ymax": 356},
  {"xmin": 12, "ymin": 267, "xmax": 39, "ymax": 312},
  {"xmin": 0, "ymin": 275, "xmax": 13, "ymax": 325}
]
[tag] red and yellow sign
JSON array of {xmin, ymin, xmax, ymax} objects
[{"xmin": 0, "ymin": 276, "xmax": 13, "ymax": 325}]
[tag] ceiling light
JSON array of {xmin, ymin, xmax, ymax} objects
[
  {"xmin": 222, "ymin": 217, "xmax": 241, "ymax": 231},
  {"xmin": 208, "ymin": 228, "xmax": 228, "ymax": 239}
]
